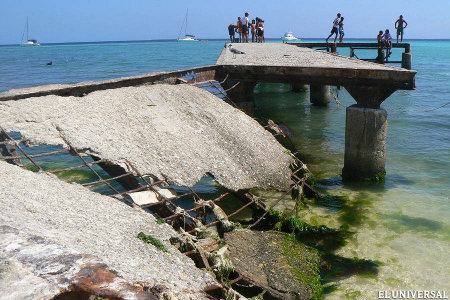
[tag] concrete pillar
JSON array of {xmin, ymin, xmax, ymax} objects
[
  {"xmin": 310, "ymin": 85, "xmax": 330, "ymax": 106},
  {"xmin": 220, "ymin": 80, "xmax": 257, "ymax": 115},
  {"xmin": 401, "ymin": 52, "xmax": 412, "ymax": 70},
  {"xmin": 291, "ymin": 83, "xmax": 308, "ymax": 92},
  {"xmin": 342, "ymin": 105, "xmax": 387, "ymax": 182},
  {"xmin": 376, "ymin": 48, "xmax": 386, "ymax": 64}
]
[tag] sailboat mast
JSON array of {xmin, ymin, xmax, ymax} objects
[
  {"xmin": 26, "ymin": 17, "xmax": 29, "ymax": 41},
  {"xmin": 185, "ymin": 9, "xmax": 188, "ymax": 36}
]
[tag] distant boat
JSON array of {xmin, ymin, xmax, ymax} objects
[
  {"xmin": 21, "ymin": 17, "xmax": 40, "ymax": 46},
  {"xmin": 177, "ymin": 9, "xmax": 198, "ymax": 41},
  {"xmin": 282, "ymin": 32, "xmax": 300, "ymax": 42}
]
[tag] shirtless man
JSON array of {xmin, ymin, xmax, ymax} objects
[
  {"xmin": 395, "ymin": 15, "xmax": 408, "ymax": 43},
  {"xmin": 326, "ymin": 13, "xmax": 341, "ymax": 43},
  {"xmin": 228, "ymin": 23, "xmax": 237, "ymax": 42}
]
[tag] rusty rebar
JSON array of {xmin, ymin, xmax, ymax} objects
[{"xmin": 0, "ymin": 126, "xmax": 43, "ymax": 171}]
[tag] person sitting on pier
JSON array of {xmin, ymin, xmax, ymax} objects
[
  {"xmin": 382, "ymin": 29, "xmax": 393, "ymax": 56},
  {"xmin": 228, "ymin": 23, "xmax": 237, "ymax": 42},
  {"xmin": 326, "ymin": 13, "xmax": 341, "ymax": 43},
  {"xmin": 376, "ymin": 30, "xmax": 385, "ymax": 62},
  {"xmin": 237, "ymin": 17, "xmax": 243, "ymax": 43},
  {"xmin": 377, "ymin": 30, "xmax": 383, "ymax": 47},
  {"xmin": 395, "ymin": 15, "xmax": 408, "ymax": 43},
  {"xmin": 339, "ymin": 17, "xmax": 345, "ymax": 43}
]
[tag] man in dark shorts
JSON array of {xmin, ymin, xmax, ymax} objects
[
  {"xmin": 228, "ymin": 23, "xmax": 237, "ymax": 42},
  {"xmin": 326, "ymin": 13, "xmax": 341, "ymax": 43},
  {"xmin": 395, "ymin": 15, "xmax": 408, "ymax": 43},
  {"xmin": 242, "ymin": 12, "xmax": 250, "ymax": 43}
]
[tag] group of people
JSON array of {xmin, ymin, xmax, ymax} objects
[
  {"xmin": 325, "ymin": 13, "xmax": 408, "ymax": 57},
  {"xmin": 325, "ymin": 13, "xmax": 345, "ymax": 43},
  {"xmin": 325, "ymin": 13, "xmax": 408, "ymax": 45},
  {"xmin": 228, "ymin": 13, "xmax": 265, "ymax": 43},
  {"xmin": 377, "ymin": 15, "xmax": 408, "ymax": 56}
]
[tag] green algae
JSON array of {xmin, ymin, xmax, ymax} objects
[
  {"xmin": 156, "ymin": 218, "xmax": 166, "ymax": 224},
  {"xmin": 282, "ymin": 234, "xmax": 322, "ymax": 299},
  {"xmin": 259, "ymin": 209, "xmax": 381, "ymax": 291},
  {"xmin": 344, "ymin": 289, "xmax": 362, "ymax": 299},
  {"xmin": 263, "ymin": 209, "xmax": 350, "ymax": 252},
  {"xmin": 137, "ymin": 232, "xmax": 169, "ymax": 252}
]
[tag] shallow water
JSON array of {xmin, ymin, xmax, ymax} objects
[{"xmin": 0, "ymin": 39, "xmax": 448, "ymax": 298}]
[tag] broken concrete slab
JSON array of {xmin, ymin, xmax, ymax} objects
[
  {"xmin": 0, "ymin": 83, "xmax": 293, "ymax": 191},
  {"xmin": 225, "ymin": 229, "xmax": 322, "ymax": 299},
  {"xmin": 0, "ymin": 161, "xmax": 218, "ymax": 299}
]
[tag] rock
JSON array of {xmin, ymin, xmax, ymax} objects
[{"xmin": 225, "ymin": 229, "xmax": 322, "ymax": 299}]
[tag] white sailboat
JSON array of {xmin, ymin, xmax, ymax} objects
[
  {"xmin": 21, "ymin": 17, "xmax": 40, "ymax": 46},
  {"xmin": 177, "ymin": 9, "xmax": 198, "ymax": 41}
]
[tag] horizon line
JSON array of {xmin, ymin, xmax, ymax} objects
[{"xmin": 1, "ymin": 37, "xmax": 450, "ymax": 46}]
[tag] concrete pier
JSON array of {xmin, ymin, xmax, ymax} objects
[
  {"xmin": 288, "ymin": 42, "xmax": 412, "ymax": 69},
  {"xmin": 342, "ymin": 105, "xmax": 388, "ymax": 181},
  {"xmin": 216, "ymin": 43, "xmax": 416, "ymax": 182},
  {"xmin": 310, "ymin": 85, "xmax": 330, "ymax": 106},
  {"xmin": 402, "ymin": 52, "xmax": 412, "ymax": 70}
]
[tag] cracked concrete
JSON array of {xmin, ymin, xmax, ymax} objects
[
  {"xmin": 0, "ymin": 83, "xmax": 293, "ymax": 191},
  {"xmin": 0, "ymin": 160, "xmax": 218, "ymax": 300}
]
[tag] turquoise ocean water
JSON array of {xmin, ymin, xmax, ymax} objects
[{"xmin": 0, "ymin": 40, "xmax": 448, "ymax": 298}]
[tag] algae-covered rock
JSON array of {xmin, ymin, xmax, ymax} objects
[{"xmin": 225, "ymin": 229, "xmax": 322, "ymax": 299}]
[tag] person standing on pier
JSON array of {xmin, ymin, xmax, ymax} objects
[
  {"xmin": 257, "ymin": 18, "xmax": 265, "ymax": 43},
  {"xmin": 326, "ymin": 13, "xmax": 341, "ymax": 43},
  {"xmin": 339, "ymin": 17, "xmax": 345, "ymax": 43},
  {"xmin": 395, "ymin": 15, "xmax": 408, "ymax": 43},
  {"xmin": 251, "ymin": 20, "xmax": 256, "ymax": 42},
  {"xmin": 228, "ymin": 23, "xmax": 237, "ymax": 42},
  {"xmin": 237, "ymin": 17, "xmax": 243, "ymax": 43},
  {"xmin": 242, "ymin": 12, "xmax": 250, "ymax": 43}
]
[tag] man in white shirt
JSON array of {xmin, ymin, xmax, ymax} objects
[
  {"xmin": 326, "ymin": 13, "xmax": 341, "ymax": 43},
  {"xmin": 242, "ymin": 12, "xmax": 250, "ymax": 43}
]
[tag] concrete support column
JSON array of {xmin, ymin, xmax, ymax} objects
[
  {"xmin": 220, "ymin": 80, "xmax": 257, "ymax": 115},
  {"xmin": 401, "ymin": 52, "xmax": 412, "ymax": 70},
  {"xmin": 291, "ymin": 83, "xmax": 308, "ymax": 92},
  {"xmin": 342, "ymin": 105, "xmax": 387, "ymax": 181},
  {"xmin": 310, "ymin": 85, "xmax": 330, "ymax": 106}
]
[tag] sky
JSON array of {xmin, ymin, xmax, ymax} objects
[{"xmin": 1, "ymin": 0, "xmax": 449, "ymax": 44}]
